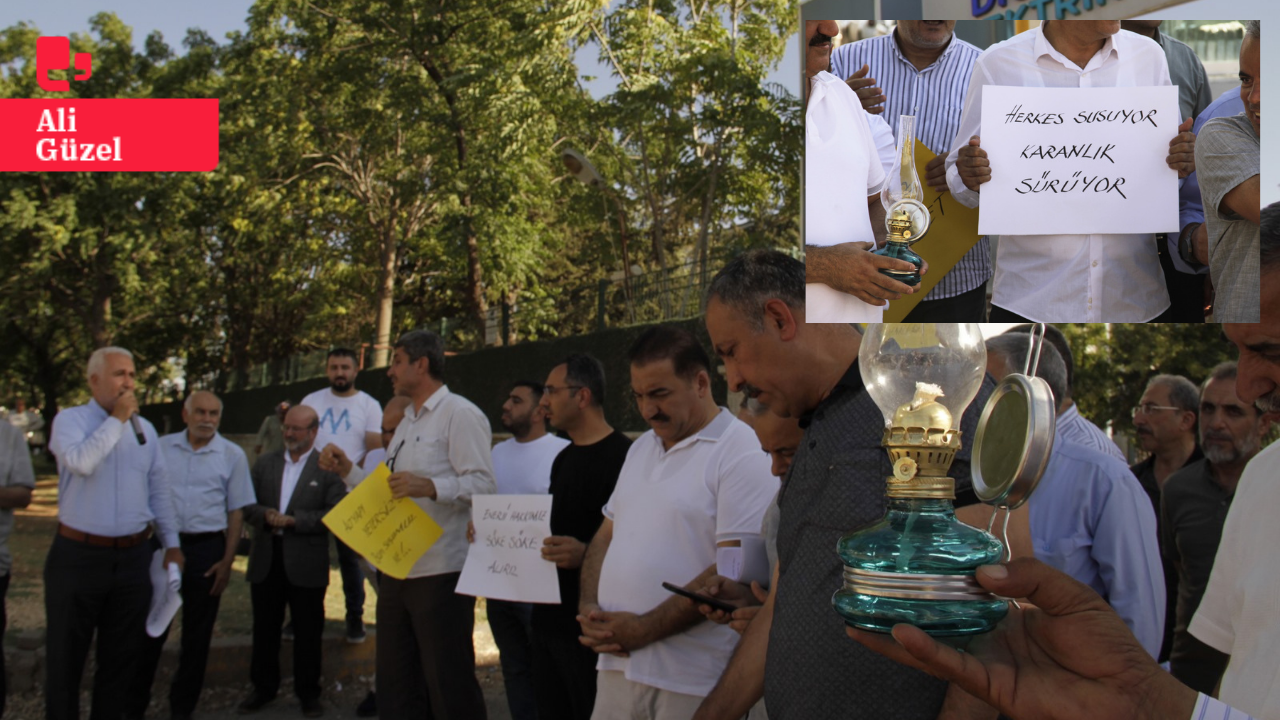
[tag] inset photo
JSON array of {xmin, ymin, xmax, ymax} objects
[{"xmin": 803, "ymin": 18, "xmax": 1259, "ymax": 323}]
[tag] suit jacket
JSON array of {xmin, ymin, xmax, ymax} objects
[{"xmin": 243, "ymin": 448, "xmax": 345, "ymax": 589}]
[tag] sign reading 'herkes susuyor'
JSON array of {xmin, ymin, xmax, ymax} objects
[{"xmin": 0, "ymin": 99, "xmax": 219, "ymax": 171}]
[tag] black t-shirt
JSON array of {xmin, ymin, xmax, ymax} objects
[{"xmin": 531, "ymin": 429, "xmax": 633, "ymax": 630}]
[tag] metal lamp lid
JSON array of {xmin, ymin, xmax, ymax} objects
[
  {"xmin": 885, "ymin": 198, "xmax": 930, "ymax": 245},
  {"xmin": 970, "ymin": 373, "xmax": 1056, "ymax": 509}
]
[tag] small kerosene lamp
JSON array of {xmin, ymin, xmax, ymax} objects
[
  {"xmin": 875, "ymin": 115, "xmax": 929, "ymax": 286},
  {"xmin": 832, "ymin": 324, "xmax": 1056, "ymax": 637}
]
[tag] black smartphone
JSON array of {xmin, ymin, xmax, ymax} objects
[{"xmin": 661, "ymin": 581, "xmax": 738, "ymax": 614}]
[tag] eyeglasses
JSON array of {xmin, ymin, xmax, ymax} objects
[
  {"xmin": 543, "ymin": 384, "xmax": 583, "ymax": 395},
  {"xmin": 1131, "ymin": 403, "xmax": 1183, "ymax": 418},
  {"xmin": 387, "ymin": 439, "xmax": 405, "ymax": 472}
]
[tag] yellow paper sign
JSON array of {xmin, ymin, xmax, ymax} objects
[
  {"xmin": 882, "ymin": 323, "xmax": 941, "ymax": 349},
  {"xmin": 321, "ymin": 463, "xmax": 444, "ymax": 580},
  {"xmin": 884, "ymin": 140, "xmax": 984, "ymax": 322}
]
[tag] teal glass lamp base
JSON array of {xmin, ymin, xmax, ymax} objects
[
  {"xmin": 833, "ymin": 497, "xmax": 1008, "ymax": 637},
  {"xmin": 874, "ymin": 240, "xmax": 923, "ymax": 286}
]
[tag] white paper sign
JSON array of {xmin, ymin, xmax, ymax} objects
[
  {"xmin": 977, "ymin": 85, "xmax": 1181, "ymax": 235},
  {"xmin": 456, "ymin": 494, "xmax": 560, "ymax": 604},
  {"xmin": 146, "ymin": 549, "xmax": 183, "ymax": 637}
]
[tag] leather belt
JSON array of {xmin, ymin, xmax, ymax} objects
[{"xmin": 58, "ymin": 523, "xmax": 152, "ymax": 548}]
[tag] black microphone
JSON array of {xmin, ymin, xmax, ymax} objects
[{"xmin": 129, "ymin": 413, "xmax": 146, "ymax": 445}]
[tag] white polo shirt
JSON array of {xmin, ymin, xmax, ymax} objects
[
  {"xmin": 491, "ymin": 433, "xmax": 570, "ymax": 495},
  {"xmin": 1190, "ymin": 441, "xmax": 1280, "ymax": 719},
  {"xmin": 597, "ymin": 408, "xmax": 778, "ymax": 696}
]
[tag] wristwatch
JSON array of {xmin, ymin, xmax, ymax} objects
[{"xmin": 1177, "ymin": 223, "xmax": 1205, "ymax": 269}]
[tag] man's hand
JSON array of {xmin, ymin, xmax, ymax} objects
[
  {"xmin": 578, "ymin": 606, "xmax": 650, "ymax": 656},
  {"xmin": 806, "ymin": 242, "xmax": 921, "ymax": 306},
  {"xmin": 163, "ymin": 547, "xmax": 185, "ymax": 573},
  {"xmin": 577, "ymin": 602, "xmax": 628, "ymax": 657},
  {"xmin": 388, "ymin": 471, "xmax": 436, "ymax": 500},
  {"xmin": 205, "ymin": 558, "xmax": 233, "ymax": 596},
  {"xmin": 1166, "ymin": 117, "xmax": 1196, "ymax": 178},
  {"xmin": 924, "ymin": 155, "xmax": 949, "ymax": 195},
  {"xmin": 542, "ymin": 535, "xmax": 588, "ymax": 569},
  {"xmin": 111, "ymin": 391, "xmax": 139, "ymax": 423},
  {"xmin": 466, "ymin": 520, "xmax": 476, "ymax": 543},
  {"xmin": 264, "ymin": 510, "xmax": 295, "ymax": 529},
  {"xmin": 957, "ymin": 136, "xmax": 990, "ymax": 192},
  {"xmin": 844, "ymin": 64, "xmax": 886, "ymax": 114},
  {"xmin": 1192, "ymin": 222, "xmax": 1209, "ymax": 266},
  {"xmin": 317, "ymin": 443, "xmax": 353, "ymax": 477},
  {"xmin": 846, "ymin": 558, "xmax": 1199, "ymax": 720},
  {"xmin": 685, "ymin": 577, "xmax": 770, "ymax": 634}
]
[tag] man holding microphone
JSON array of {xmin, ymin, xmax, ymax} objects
[{"xmin": 46, "ymin": 346, "xmax": 183, "ymax": 720}]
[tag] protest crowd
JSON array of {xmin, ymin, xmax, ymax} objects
[
  {"xmin": 0, "ymin": 234, "xmax": 1277, "ymax": 719},
  {"xmin": 804, "ymin": 19, "xmax": 1261, "ymax": 324}
]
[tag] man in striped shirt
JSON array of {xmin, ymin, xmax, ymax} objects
[{"xmin": 831, "ymin": 21, "xmax": 991, "ymax": 321}]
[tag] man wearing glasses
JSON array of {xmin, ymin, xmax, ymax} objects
[
  {"xmin": 532, "ymin": 354, "xmax": 632, "ymax": 720},
  {"xmin": 1129, "ymin": 374, "xmax": 1201, "ymax": 662}
]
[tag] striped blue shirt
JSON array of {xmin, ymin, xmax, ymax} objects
[{"xmin": 830, "ymin": 30, "xmax": 991, "ymax": 300}]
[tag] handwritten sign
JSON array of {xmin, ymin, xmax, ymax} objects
[
  {"xmin": 321, "ymin": 463, "xmax": 443, "ymax": 580},
  {"xmin": 456, "ymin": 495, "xmax": 560, "ymax": 604},
  {"xmin": 885, "ymin": 140, "xmax": 983, "ymax": 321},
  {"xmin": 978, "ymin": 85, "xmax": 1180, "ymax": 235}
]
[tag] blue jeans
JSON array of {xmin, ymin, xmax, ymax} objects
[{"xmin": 488, "ymin": 599, "xmax": 538, "ymax": 720}]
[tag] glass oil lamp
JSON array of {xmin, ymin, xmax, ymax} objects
[
  {"xmin": 875, "ymin": 115, "xmax": 929, "ymax": 286},
  {"xmin": 832, "ymin": 323, "xmax": 1007, "ymax": 636}
]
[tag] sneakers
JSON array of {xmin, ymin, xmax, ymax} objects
[
  {"xmin": 355, "ymin": 691, "xmax": 377, "ymax": 718},
  {"xmin": 345, "ymin": 616, "xmax": 367, "ymax": 644}
]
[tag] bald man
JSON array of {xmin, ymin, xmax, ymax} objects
[
  {"xmin": 125, "ymin": 390, "xmax": 256, "ymax": 720},
  {"xmin": 240, "ymin": 405, "xmax": 345, "ymax": 717}
]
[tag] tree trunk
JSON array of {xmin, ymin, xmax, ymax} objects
[
  {"xmin": 373, "ymin": 223, "xmax": 398, "ymax": 367},
  {"xmin": 462, "ymin": 194, "xmax": 486, "ymax": 341}
]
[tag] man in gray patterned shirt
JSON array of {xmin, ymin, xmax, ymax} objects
[
  {"xmin": 0, "ymin": 419, "xmax": 35, "ymax": 716},
  {"xmin": 1197, "ymin": 20, "xmax": 1260, "ymax": 322}
]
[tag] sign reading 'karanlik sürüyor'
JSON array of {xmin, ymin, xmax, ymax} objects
[
  {"xmin": 977, "ymin": 85, "xmax": 1181, "ymax": 236},
  {"xmin": 0, "ymin": 37, "xmax": 218, "ymax": 171}
]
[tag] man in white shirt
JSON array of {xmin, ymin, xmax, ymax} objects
[
  {"xmin": 802, "ymin": 19, "xmax": 923, "ymax": 322},
  {"xmin": 305, "ymin": 347, "xmax": 381, "ymax": 643},
  {"xmin": 488, "ymin": 381, "xmax": 569, "ymax": 720},
  {"xmin": 373, "ymin": 330, "xmax": 496, "ymax": 718},
  {"xmin": 578, "ymin": 325, "xmax": 776, "ymax": 719},
  {"xmin": 1190, "ymin": 294, "xmax": 1280, "ymax": 719},
  {"xmin": 947, "ymin": 20, "xmax": 1198, "ymax": 322}
]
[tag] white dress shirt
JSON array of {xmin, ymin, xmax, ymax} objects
[
  {"xmin": 386, "ymin": 385, "xmax": 496, "ymax": 578},
  {"xmin": 946, "ymin": 26, "xmax": 1173, "ymax": 322},
  {"xmin": 279, "ymin": 446, "xmax": 315, "ymax": 515}
]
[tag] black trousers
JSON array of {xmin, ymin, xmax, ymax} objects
[
  {"xmin": 901, "ymin": 282, "xmax": 988, "ymax": 322},
  {"xmin": 529, "ymin": 611, "xmax": 598, "ymax": 720},
  {"xmin": 44, "ymin": 534, "xmax": 152, "ymax": 720},
  {"xmin": 1157, "ymin": 233, "xmax": 1207, "ymax": 322},
  {"xmin": 124, "ymin": 532, "xmax": 227, "ymax": 716},
  {"xmin": 249, "ymin": 537, "xmax": 325, "ymax": 702},
  {"xmin": 376, "ymin": 573, "xmax": 487, "ymax": 719}
]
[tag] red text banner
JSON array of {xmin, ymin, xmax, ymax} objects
[{"xmin": 0, "ymin": 98, "xmax": 219, "ymax": 172}]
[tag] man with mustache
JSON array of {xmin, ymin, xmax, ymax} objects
[
  {"xmin": 125, "ymin": 390, "xmax": 255, "ymax": 720},
  {"xmin": 1194, "ymin": 20, "xmax": 1261, "ymax": 321},
  {"xmin": 1163, "ymin": 362, "xmax": 1270, "ymax": 694},
  {"xmin": 577, "ymin": 325, "xmax": 776, "ymax": 719},
  {"xmin": 1129, "ymin": 373, "xmax": 1200, "ymax": 662},
  {"xmin": 803, "ymin": 19, "xmax": 923, "ymax": 322},
  {"xmin": 305, "ymin": 347, "xmax": 382, "ymax": 643}
]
